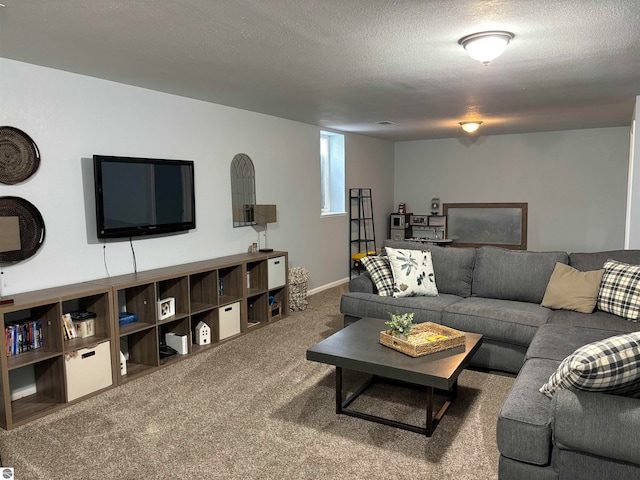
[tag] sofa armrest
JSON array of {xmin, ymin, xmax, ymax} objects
[
  {"xmin": 349, "ymin": 273, "xmax": 375, "ymax": 294},
  {"xmin": 553, "ymin": 388, "xmax": 640, "ymax": 466}
]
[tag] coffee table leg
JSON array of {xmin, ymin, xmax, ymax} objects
[
  {"xmin": 337, "ymin": 367, "xmax": 377, "ymax": 413},
  {"xmin": 335, "ymin": 367, "xmax": 343, "ymax": 413},
  {"xmin": 426, "ymin": 386, "xmax": 434, "ymax": 435}
]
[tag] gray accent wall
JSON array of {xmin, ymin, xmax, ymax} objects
[{"xmin": 394, "ymin": 128, "xmax": 630, "ymax": 253}]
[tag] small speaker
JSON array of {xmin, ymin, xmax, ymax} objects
[{"xmin": 430, "ymin": 197, "xmax": 440, "ymax": 215}]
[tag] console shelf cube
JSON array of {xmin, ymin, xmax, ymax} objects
[
  {"xmin": 0, "ymin": 251, "xmax": 289, "ymax": 429},
  {"xmin": 190, "ymin": 270, "xmax": 217, "ymax": 313}
]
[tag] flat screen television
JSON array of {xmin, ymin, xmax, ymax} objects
[{"xmin": 93, "ymin": 155, "xmax": 196, "ymax": 239}]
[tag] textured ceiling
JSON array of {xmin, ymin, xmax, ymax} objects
[{"xmin": 1, "ymin": 0, "xmax": 639, "ymax": 141}]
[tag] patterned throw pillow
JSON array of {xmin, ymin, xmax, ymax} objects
[
  {"xmin": 540, "ymin": 331, "xmax": 640, "ymax": 398},
  {"xmin": 597, "ymin": 259, "xmax": 640, "ymax": 321},
  {"xmin": 386, "ymin": 247, "xmax": 438, "ymax": 298},
  {"xmin": 361, "ymin": 255, "xmax": 394, "ymax": 296}
]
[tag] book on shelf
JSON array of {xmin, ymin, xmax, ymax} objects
[
  {"xmin": 5, "ymin": 319, "xmax": 43, "ymax": 356},
  {"xmin": 62, "ymin": 313, "xmax": 78, "ymax": 340}
]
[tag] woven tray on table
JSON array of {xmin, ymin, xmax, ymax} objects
[{"xmin": 380, "ymin": 322, "xmax": 466, "ymax": 357}]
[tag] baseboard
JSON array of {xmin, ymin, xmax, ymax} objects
[{"xmin": 307, "ymin": 277, "xmax": 349, "ymax": 296}]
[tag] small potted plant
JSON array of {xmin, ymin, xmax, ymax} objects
[{"xmin": 385, "ymin": 312, "xmax": 415, "ymax": 340}]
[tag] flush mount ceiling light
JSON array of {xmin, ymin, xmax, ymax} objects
[
  {"xmin": 459, "ymin": 31, "xmax": 514, "ymax": 65},
  {"xmin": 459, "ymin": 121, "xmax": 483, "ymax": 133}
]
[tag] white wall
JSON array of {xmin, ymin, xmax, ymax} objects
[
  {"xmin": 0, "ymin": 59, "xmax": 394, "ymax": 294},
  {"xmin": 394, "ymin": 128, "xmax": 630, "ymax": 253},
  {"xmin": 625, "ymin": 97, "xmax": 640, "ymax": 248}
]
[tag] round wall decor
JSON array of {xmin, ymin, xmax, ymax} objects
[
  {"xmin": 0, "ymin": 196, "xmax": 45, "ymax": 263},
  {"xmin": 0, "ymin": 126, "xmax": 41, "ymax": 184}
]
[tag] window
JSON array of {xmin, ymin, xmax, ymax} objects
[
  {"xmin": 320, "ymin": 131, "xmax": 345, "ymax": 215},
  {"xmin": 320, "ymin": 135, "xmax": 330, "ymax": 212}
]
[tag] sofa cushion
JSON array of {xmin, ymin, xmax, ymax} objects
[
  {"xmin": 443, "ymin": 297, "xmax": 551, "ymax": 346},
  {"xmin": 467, "ymin": 338, "xmax": 527, "ymax": 374},
  {"xmin": 597, "ymin": 259, "xmax": 640, "ymax": 322},
  {"xmin": 360, "ymin": 256, "xmax": 394, "ymax": 296},
  {"xmin": 526, "ymin": 324, "xmax": 625, "ymax": 362},
  {"xmin": 553, "ymin": 450, "xmax": 640, "ymax": 480},
  {"xmin": 339, "ymin": 291, "xmax": 463, "ymax": 324},
  {"xmin": 472, "ymin": 246, "xmax": 568, "ymax": 303},
  {"xmin": 540, "ymin": 262, "xmax": 604, "ymax": 313},
  {"xmin": 569, "ymin": 249, "xmax": 640, "ymax": 272},
  {"xmin": 382, "ymin": 240, "xmax": 475, "ymax": 297},
  {"xmin": 386, "ymin": 247, "xmax": 438, "ymax": 297},
  {"xmin": 553, "ymin": 388, "xmax": 640, "ymax": 468},
  {"xmin": 540, "ymin": 331, "xmax": 640, "ymax": 398},
  {"xmin": 497, "ymin": 358, "xmax": 558, "ymax": 466},
  {"xmin": 547, "ymin": 309, "xmax": 640, "ymax": 333}
]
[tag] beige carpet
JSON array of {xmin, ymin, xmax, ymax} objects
[{"xmin": 0, "ymin": 285, "xmax": 514, "ymax": 479}]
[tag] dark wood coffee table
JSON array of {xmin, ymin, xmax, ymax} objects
[{"xmin": 306, "ymin": 317, "xmax": 483, "ymax": 436}]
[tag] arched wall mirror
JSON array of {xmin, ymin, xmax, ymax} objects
[{"xmin": 230, "ymin": 153, "xmax": 256, "ymax": 227}]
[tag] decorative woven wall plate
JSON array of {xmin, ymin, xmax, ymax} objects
[
  {"xmin": 0, "ymin": 126, "xmax": 41, "ymax": 184},
  {"xmin": 0, "ymin": 196, "xmax": 45, "ymax": 262}
]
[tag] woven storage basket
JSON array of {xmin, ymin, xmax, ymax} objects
[
  {"xmin": 288, "ymin": 267, "xmax": 310, "ymax": 311},
  {"xmin": 380, "ymin": 322, "xmax": 466, "ymax": 357}
]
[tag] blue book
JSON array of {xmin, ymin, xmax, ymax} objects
[{"xmin": 118, "ymin": 312, "xmax": 139, "ymax": 326}]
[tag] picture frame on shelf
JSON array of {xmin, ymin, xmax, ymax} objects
[
  {"xmin": 157, "ymin": 297, "xmax": 175, "ymax": 321},
  {"xmin": 269, "ymin": 301, "xmax": 281, "ymax": 320}
]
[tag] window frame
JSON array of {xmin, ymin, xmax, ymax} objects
[
  {"xmin": 320, "ymin": 131, "xmax": 345, "ymax": 217},
  {"xmin": 320, "ymin": 134, "xmax": 331, "ymax": 214}
]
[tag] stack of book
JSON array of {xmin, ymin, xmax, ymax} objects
[
  {"xmin": 62, "ymin": 313, "xmax": 78, "ymax": 340},
  {"xmin": 5, "ymin": 319, "xmax": 43, "ymax": 356}
]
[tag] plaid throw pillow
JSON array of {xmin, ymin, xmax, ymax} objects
[
  {"xmin": 597, "ymin": 259, "xmax": 640, "ymax": 321},
  {"xmin": 540, "ymin": 331, "xmax": 640, "ymax": 398},
  {"xmin": 361, "ymin": 255, "xmax": 394, "ymax": 296}
]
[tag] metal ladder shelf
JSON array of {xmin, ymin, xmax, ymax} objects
[{"xmin": 349, "ymin": 188, "xmax": 376, "ymax": 278}]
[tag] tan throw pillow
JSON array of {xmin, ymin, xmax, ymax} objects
[{"xmin": 541, "ymin": 262, "xmax": 604, "ymax": 313}]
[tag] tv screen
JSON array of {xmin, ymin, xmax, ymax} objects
[{"xmin": 93, "ymin": 155, "xmax": 195, "ymax": 239}]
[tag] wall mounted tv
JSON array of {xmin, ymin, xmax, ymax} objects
[{"xmin": 93, "ymin": 155, "xmax": 196, "ymax": 239}]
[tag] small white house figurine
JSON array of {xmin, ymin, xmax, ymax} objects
[
  {"xmin": 194, "ymin": 321, "xmax": 211, "ymax": 345},
  {"xmin": 120, "ymin": 351, "xmax": 127, "ymax": 376}
]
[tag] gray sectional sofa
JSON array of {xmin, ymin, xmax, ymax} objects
[{"xmin": 340, "ymin": 240, "xmax": 640, "ymax": 480}]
